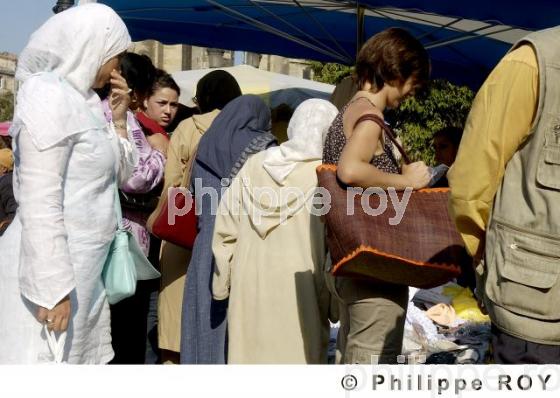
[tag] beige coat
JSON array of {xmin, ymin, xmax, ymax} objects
[
  {"xmin": 157, "ymin": 110, "xmax": 219, "ymax": 353},
  {"xmin": 212, "ymin": 152, "xmax": 331, "ymax": 364}
]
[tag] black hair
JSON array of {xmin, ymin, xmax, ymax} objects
[
  {"xmin": 120, "ymin": 53, "xmax": 156, "ymax": 100},
  {"xmin": 195, "ymin": 70, "xmax": 242, "ymax": 114},
  {"xmin": 148, "ymin": 69, "xmax": 180, "ymax": 98},
  {"xmin": 433, "ymin": 126, "xmax": 463, "ymax": 148}
]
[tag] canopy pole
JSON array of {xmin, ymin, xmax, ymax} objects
[
  {"xmin": 203, "ymin": 0, "xmax": 351, "ymax": 63},
  {"xmin": 356, "ymin": 4, "xmax": 366, "ymax": 57}
]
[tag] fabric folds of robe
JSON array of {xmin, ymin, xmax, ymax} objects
[
  {"xmin": 0, "ymin": 4, "xmax": 134, "ymax": 364},
  {"xmin": 158, "ymin": 109, "xmax": 219, "ymax": 354},
  {"xmin": 211, "ymin": 100, "xmax": 338, "ymax": 363},
  {"xmin": 180, "ymin": 95, "xmax": 276, "ymax": 364}
]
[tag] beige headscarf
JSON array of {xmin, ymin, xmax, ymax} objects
[{"xmin": 262, "ymin": 99, "xmax": 338, "ymax": 185}]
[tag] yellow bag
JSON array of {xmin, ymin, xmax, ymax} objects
[{"xmin": 443, "ymin": 286, "xmax": 490, "ymax": 323}]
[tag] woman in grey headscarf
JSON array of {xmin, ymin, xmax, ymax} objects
[
  {"xmin": 0, "ymin": 3, "xmax": 135, "ymax": 364},
  {"xmin": 180, "ymin": 95, "xmax": 277, "ymax": 364}
]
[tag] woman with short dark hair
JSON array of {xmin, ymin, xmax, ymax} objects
[{"xmin": 323, "ymin": 27, "xmax": 431, "ymax": 364}]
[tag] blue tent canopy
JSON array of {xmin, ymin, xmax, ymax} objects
[{"xmin": 99, "ymin": 1, "xmax": 559, "ymax": 88}]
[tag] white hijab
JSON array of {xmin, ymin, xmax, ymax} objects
[
  {"xmin": 262, "ymin": 98, "xmax": 338, "ymax": 185},
  {"xmin": 11, "ymin": 3, "xmax": 131, "ymax": 150}
]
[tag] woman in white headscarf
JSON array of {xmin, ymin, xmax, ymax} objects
[
  {"xmin": 0, "ymin": 3, "xmax": 136, "ymax": 364},
  {"xmin": 211, "ymin": 99, "xmax": 338, "ymax": 364}
]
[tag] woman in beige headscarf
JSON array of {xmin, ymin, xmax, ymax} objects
[{"xmin": 212, "ymin": 99, "xmax": 338, "ymax": 363}]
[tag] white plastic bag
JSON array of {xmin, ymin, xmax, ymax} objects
[{"xmin": 43, "ymin": 325, "xmax": 67, "ymax": 364}]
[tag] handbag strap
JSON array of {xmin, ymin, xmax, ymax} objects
[
  {"xmin": 354, "ymin": 113, "xmax": 412, "ymax": 165},
  {"xmin": 180, "ymin": 144, "xmax": 199, "ymax": 188},
  {"xmin": 113, "ymin": 184, "xmax": 124, "ymax": 230}
]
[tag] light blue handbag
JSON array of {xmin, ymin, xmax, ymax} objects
[{"xmin": 102, "ymin": 186, "xmax": 160, "ymax": 305}]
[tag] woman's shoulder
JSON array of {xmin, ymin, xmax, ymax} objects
[
  {"xmin": 345, "ymin": 96, "xmax": 384, "ymax": 119},
  {"xmin": 342, "ymin": 96, "xmax": 384, "ymax": 134},
  {"xmin": 174, "ymin": 116, "xmax": 196, "ymax": 131}
]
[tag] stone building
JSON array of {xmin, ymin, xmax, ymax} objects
[
  {"xmin": 0, "ymin": 53, "xmax": 17, "ymax": 95},
  {"xmin": 131, "ymin": 41, "xmax": 313, "ymax": 79},
  {"xmin": 130, "ymin": 41, "xmax": 235, "ymax": 73}
]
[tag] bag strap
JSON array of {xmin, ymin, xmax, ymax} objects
[
  {"xmin": 354, "ymin": 113, "xmax": 411, "ymax": 165},
  {"xmin": 113, "ymin": 184, "xmax": 124, "ymax": 230},
  {"xmin": 180, "ymin": 144, "xmax": 199, "ymax": 189}
]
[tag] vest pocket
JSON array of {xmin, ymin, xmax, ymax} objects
[
  {"xmin": 536, "ymin": 143, "xmax": 560, "ymax": 190},
  {"xmin": 486, "ymin": 221, "xmax": 560, "ymax": 320}
]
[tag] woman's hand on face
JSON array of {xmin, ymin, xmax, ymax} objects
[
  {"xmin": 37, "ymin": 295, "xmax": 71, "ymax": 332},
  {"xmin": 109, "ymin": 69, "xmax": 131, "ymax": 124},
  {"xmin": 147, "ymin": 134, "xmax": 169, "ymax": 157},
  {"xmin": 401, "ymin": 161, "xmax": 431, "ymax": 190}
]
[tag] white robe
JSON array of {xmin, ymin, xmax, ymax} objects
[{"xmin": 0, "ymin": 124, "xmax": 136, "ymax": 364}]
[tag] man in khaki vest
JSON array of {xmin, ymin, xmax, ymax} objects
[{"xmin": 448, "ymin": 27, "xmax": 560, "ymax": 364}]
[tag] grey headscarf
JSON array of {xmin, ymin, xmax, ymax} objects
[{"xmin": 195, "ymin": 95, "xmax": 277, "ymax": 183}]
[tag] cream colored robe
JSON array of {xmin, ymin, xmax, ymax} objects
[
  {"xmin": 157, "ymin": 109, "xmax": 219, "ymax": 353},
  {"xmin": 212, "ymin": 151, "xmax": 330, "ymax": 364}
]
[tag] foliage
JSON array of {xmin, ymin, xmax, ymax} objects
[
  {"xmin": 386, "ymin": 79, "xmax": 475, "ymax": 165},
  {"xmin": 310, "ymin": 61, "xmax": 475, "ymax": 165},
  {"xmin": 310, "ymin": 61, "xmax": 353, "ymax": 85},
  {"xmin": 0, "ymin": 92, "xmax": 14, "ymax": 121}
]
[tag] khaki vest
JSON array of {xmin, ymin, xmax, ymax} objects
[{"xmin": 482, "ymin": 27, "xmax": 560, "ymax": 345}]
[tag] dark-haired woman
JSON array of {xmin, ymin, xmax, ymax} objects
[
  {"xmin": 322, "ymin": 27, "xmax": 431, "ymax": 364},
  {"xmin": 155, "ymin": 70, "xmax": 242, "ymax": 363},
  {"xmin": 100, "ymin": 53, "xmax": 163, "ymax": 258},
  {"xmin": 100, "ymin": 55, "xmax": 170, "ymax": 364},
  {"xmin": 136, "ymin": 70, "xmax": 181, "ymax": 157}
]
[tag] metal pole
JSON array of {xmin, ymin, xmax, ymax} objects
[
  {"xmin": 356, "ymin": 3, "xmax": 365, "ymax": 58},
  {"xmin": 53, "ymin": 0, "xmax": 74, "ymax": 14}
]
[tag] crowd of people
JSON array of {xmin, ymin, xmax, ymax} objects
[{"xmin": 0, "ymin": 3, "xmax": 558, "ymax": 365}]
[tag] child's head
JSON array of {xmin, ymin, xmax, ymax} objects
[{"xmin": 433, "ymin": 126, "xmax": 463, "ymax": 166}]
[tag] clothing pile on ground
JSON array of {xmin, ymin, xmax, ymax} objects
[
  {"xmin": 403, "ymin": 282, "xmax": 491, "ymax": 364},
  {"xmin": 326, "ymin": 282, "xmax": 491, "ymax": 365}
]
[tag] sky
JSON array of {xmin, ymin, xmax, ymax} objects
[
  {"xmin": 0, "ymin": 0, "xmax": 246, "ymax": 64},
  {"xmin": 1, "ymin": 0, "xmax": 54, "ymax": 54}
]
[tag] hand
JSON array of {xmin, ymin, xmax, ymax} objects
[
  {"xmin": 476, "ymin": 296, "xmax": 488, "ymax": 315},
  {"xmin": 109, "ymin": 69, "xmax": 131, "ymax": 124},
  {"xmin": 147, "ymin": 134, "xmax": 169, "ymax": 157},
  {"xmin": 472, "ymin": 258, "xmax": 488, "ymax": 315},
  {"xmin": 0, "ymin": 219, "xmax": 10, "ymax": 230},
  {"xmin": 402, "ymin": 161, "xmax": 431, "ymax": 189},
  {"xmin": 37, "ymin": 295, "xmax": 71, "ymax": 332}
]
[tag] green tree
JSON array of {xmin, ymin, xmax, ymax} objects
[
  {"xmin": 386, "ymin": 79, "xmax": 475, "ymax": 165},
  {"xmin": 0, "ymin": 92, "xmax": 14, "ymax": 121},
  {"xmin": 310, "ymin": 61, "xmax": 352, "ymax": 85},
  {"xmin": 310, "ymin": 62, "xmax": 475, "ymax": 164}
]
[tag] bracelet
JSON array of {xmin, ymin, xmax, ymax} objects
[{"xmin": 112, "ymin": 120, "xmax": 127, "ymax": 130}]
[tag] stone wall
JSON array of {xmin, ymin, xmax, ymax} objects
[
  {"xmin": 0, "ymin": 53, "xmax": 17, "ymax": 95},
  {"xmin": 131, "ymin": 41, "xmax": 312, "ymax": 79}
]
